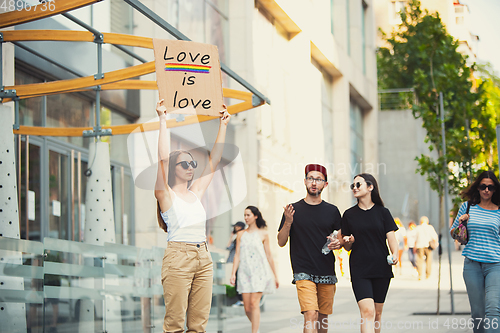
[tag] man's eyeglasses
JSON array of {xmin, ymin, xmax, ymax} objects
[
  {"xmin": 176, "ymin": 160, "xmax": 198, "ymax": 169},
  {"xmin": 350, "ymin": 181, "xmax": 372, "ymax": 190},
  {"xmin": 305, "ymin": 177, "xmax": 326, "ymax": 184},
  {"xmin": 479, "ymin": 184, "xmax": 496, "ymax": 191}
]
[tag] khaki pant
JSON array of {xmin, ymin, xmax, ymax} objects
[
  {"xmin": 161, "ymin": 241, "xmax": 213, "ymax": 333},
  {"xmin": 416, "ymin": 247, "xmax": 433, "ymax": 279}
]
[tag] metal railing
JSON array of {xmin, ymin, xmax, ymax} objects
[
  {"xmin": 378, "ymin": 88, "xmax": 416, "ymax": 111},
  {"xmin": 0, "ymin": 236, "xmax": 227, "ymax": 333}
]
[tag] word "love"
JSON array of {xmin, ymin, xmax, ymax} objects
[{"xmin": 163, "ymin": 46, "xmax": 211, "ymax": 65}]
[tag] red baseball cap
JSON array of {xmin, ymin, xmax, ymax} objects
[{"xmin": 305, "ymin": 164, "xmax": 327, "ymax": 181}]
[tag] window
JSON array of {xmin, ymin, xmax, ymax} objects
[
  {"xmin": 46, "ymin": 92, "xmax": 92, "ymax": 148},
  {"xmin": 16, "ymin": 71, "xmax": 44, "ymax": 127},
  {"xmin": 330, "ymin": 0, "xmax": 334, "ymax": 35},
  {"xmin": 350, "ymin": 101, "xmax": 364, "ymax": 177},
  {"xmin": 311, "ymin": 57, "xmax": 334, "ymax": 169},
  {"xmin": 110, "ymin": 0, "xmax": 134, "ymax": 34},
  {"xmin": 362, "ymin": 0, "xmax": 367, "ymax": 75},
  {"xmin": 456, "ymin": 16, "xmax": 464, "ymax": 25},
  {"xmin": 110, "ymin": 0, "xmax": 134, "ymax": 63},
  {"xmin": 15, "ymin": 68, "xmax": 135, "ymax": 244},
  {"xmin": 390, "ymin": 1, "xmax": 406, "ymax": 23},
  {"xmin": 178, "ymin": 0, "xmax": 229, "ymax": 64},
  {"xmin": 346, "ymin": 0, "xmax": 351, "ymax": 55},
  {"xmin": 321, "ymin": 73, "xmax": 334, "ymax": 168}
]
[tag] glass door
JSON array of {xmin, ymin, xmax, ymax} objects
[
  {"xmin": 47, "ymin": 148, "xmax": 70, "ymax": 240},
  {"xmin": 19, "ymin": 136, "xmax": 42, "ymax": 241},
  {"xmin": 17, "ymin": 136, "xmax": 134, "ymax": 244},
  {"xmin": 72, "ymin": 152, "xmax": 88, "ymax": 242},
  {"xmin": 111, "ymin": 166, "xmax": 135, "ymax": 245}
]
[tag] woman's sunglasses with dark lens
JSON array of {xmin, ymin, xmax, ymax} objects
[
  {"xmin": 350, "ymin": 181, "xmax": 372, "ymax": 190},
  {"xmin": 176, "ymin": 160, "xmax": 198, "ymax": 169},
  {"xmin": 479, "ymin": 184, "xmax": 496, "ymax": 191}
]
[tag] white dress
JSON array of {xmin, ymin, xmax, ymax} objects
[{"xmin": 237, "ymin": 231, "xmax": 276, "ymax": 294}]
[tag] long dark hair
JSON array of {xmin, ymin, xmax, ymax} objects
[
  {"xmin": 156, "ymin": 150, "xmax": 195, "ymax": 233},
  {"xmin": 354, "ymin": 173, "xmax": 385, "ymax": 207},
  {"xmin": 157, "ymin": 201, "xmax": 167, "ymax": 232},
  {"xmin": 461, "ymin": 170, "xmax": 500, "ymax": 206},
  {"xmin": 246, "ymin": 205, "xmax": 267, "ymax": 229}
]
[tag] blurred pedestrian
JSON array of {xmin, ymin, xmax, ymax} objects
[
  {"xmin": 414, "ymin": 216, "xmax": 438, "ymax": 280},
  {"xmin": 230, "ymin": 206, "xmax": 278, "ymax": 333},
  {"xmin": 341, "ymin": 173, "xmax": 398, "ymax": 333},
  {"xmin": 278, "ymin": 164, "xmax": 342, "ymax": 333},
  {"xmin": 450, "ymin": 170, "xmax": 500, "ymax": 333},
  {"xmin": 227, "ymin": 221, "xmax": 246, "ymax": 306},
  {"xmin": 406, "ymin": 221, "xmax": 417, "ymax": 270},
  {"xmin": 394, "ymin": 218, "xmax": 407, "ymax": 274},
  {"xmin": 227, "ymin": 221, "xmax": 246, "ymax": 263}
]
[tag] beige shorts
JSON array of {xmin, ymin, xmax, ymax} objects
[{"xmin": 296, "ymin": 279, "xmax": 336, "ymax": 315}]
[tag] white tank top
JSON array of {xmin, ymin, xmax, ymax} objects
[{"xmin": 160, "ymin": 191, "xmax": 207, "ymax": 243}]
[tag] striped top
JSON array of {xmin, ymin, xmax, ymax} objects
[{"xmin": 451, "ymin": 202, "xmax": 500, "ymax": 263}]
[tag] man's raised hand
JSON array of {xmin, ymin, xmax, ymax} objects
[{"xmin": 283, "ymin": 204, "xmax": 295, "ymax": 226}]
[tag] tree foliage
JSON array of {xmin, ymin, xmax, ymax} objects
[
  {"xmin": 475, "ymin": 62, "xmax": 500, "ymax": 167},
  {"xmin": 377, "ymin": 0, "xmax": 497, "ymax": 211}
]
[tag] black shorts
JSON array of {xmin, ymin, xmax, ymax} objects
[{"xmin": 351, "ymin": 278, "xmax": 391, "ymax": 303}]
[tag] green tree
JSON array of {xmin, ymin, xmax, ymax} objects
[
  {"xmin": 377, "ymin": 0, "xmax": 496, "ymax": 226},
  {"xmin": 475, "ymin": 62, "xmax": 500, "ymax": 169}
]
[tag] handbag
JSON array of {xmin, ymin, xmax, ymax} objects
[{"xmin": 451, "ymin": 201, "xmax": 470, "ymax": 245}]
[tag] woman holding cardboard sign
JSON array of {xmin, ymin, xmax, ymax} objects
[{"xmin": 155, "ymin": 99, "xmax": 230, "ymax": 333}]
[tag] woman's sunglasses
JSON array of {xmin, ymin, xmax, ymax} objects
[
  {"xmin": 479, "ymin": 184, "xmax": 496, "ymax": 191},
  {"xmin": 176, "ymin": 160, "xmax": 198, "ymax": 169},
  {"xmin": 350, "ymin": 181, "xmax": 372, "ymax": 190}
]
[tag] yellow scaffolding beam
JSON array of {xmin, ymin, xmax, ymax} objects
[
  {"xmin": 2, "ymin": 5, "xmax": 266, "ymax": 137},
  {"xmin": 0, "ymin": 0, "xmax": 102, "ymax": 29}
]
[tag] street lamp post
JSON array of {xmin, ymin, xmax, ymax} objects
[{"xmin": 440, "ymin": 92, "xmax": 455, "ymax": 315}]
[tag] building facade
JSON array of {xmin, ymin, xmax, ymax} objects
[
  {"xmin": 244, "ymin": 0, "xmax": 379, "ymax": 281},
  {"xmin": 1, "ymin": 0, "xmax": 379, "ymax": 286},
  {"xmin": 1, "ymin": 1, "xmax": 380, "ymax": 331}
]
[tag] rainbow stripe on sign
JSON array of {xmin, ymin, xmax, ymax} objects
[{"xmin": 164, "ymin": 63, "xmax": 211, "ymax": 73}]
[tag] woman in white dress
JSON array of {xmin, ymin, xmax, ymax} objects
[{"xmin": 230, "ymin": 206, "xmax": 279, "ymax": 333}]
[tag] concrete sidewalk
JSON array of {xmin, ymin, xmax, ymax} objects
[{"xmin": 210, "ymin": 249, "xmax": 473, "ymax": 333}]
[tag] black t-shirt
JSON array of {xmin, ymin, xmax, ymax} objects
[
  {"xmin": 278, "ymin": 199, "xmax": 342, "ymax": 278},
  {"xmin": 341, "ymin": 204, "xmax": 398, "ymax": 279}
]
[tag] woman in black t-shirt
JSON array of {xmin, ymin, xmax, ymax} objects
[{"xmin": 341, "ymin": 173, "xmax": 399, "ymax": 333}]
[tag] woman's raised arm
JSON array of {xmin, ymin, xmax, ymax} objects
[
  {"xmin": 190, "ymin": 106, "xmax": 231, "ymax": 198},
  {"xmin": 154, "ymin": 99, "xmax": 173, "ymax": 212}
]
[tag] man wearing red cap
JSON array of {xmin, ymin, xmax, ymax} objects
[{"xmin": 278, "ymin": 164, "xmax": 342, "ymax": 333}]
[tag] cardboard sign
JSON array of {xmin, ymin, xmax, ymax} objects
[{"xmin": 153, "ymin": 39, "xmax": 224, "ymax": 117}]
